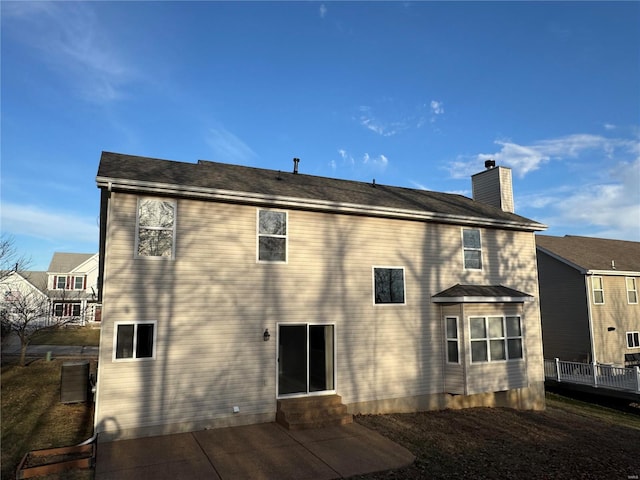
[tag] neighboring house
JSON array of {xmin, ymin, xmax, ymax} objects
[
  {"xmin": 47, "ymin": 252, "xmax": 101, "ymax": 325},
  {"xmin": 536, "ymin": 235, "xmax": 640, "ymax": 367},
  {"xmin": 0, "ymin": 270, "xmax": 50, "ymax": 327},
  {"xmin": 94, "ymin": 152, "xmax": 547, "ymax": 441}
]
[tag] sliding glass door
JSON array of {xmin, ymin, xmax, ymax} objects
[{"xmin": 278, "ymin": 324, "xmax": 335, "ymax": 397}]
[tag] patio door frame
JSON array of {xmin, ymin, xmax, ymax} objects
[{"xmin": 276, "ymin": 322, "xmax": 337, "ymax": 399}]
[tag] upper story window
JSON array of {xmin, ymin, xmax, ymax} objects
[
  {"xmin": 258, "ymin": 210, "xmax": 287, "ymax": 262},
  {"xmin": 136, "ymin": 198, "xmax": 176, "ymax": 258},
  {"xmin": 56, "ymin": 276, "xmax": 67, "ymax": 289},
  {"xmin": 592, "ymin": 276, "xmax": 604, "ymax": 305},
  {"xmin": 373, "ymin": 267, "xmax": 405, "ymax": 305},
  {"xmin": 74, "ymin": 276, "xmax": 85, "ymax": 290},
  {"xmin": 462, "ymin": 228, "xmax": 482, "ymax": 270},
  {"xmin": 626, "ymin": 278, "xmax": 638, "ymax": 304},
  {"xmin": 470, "ymin": 315, "xmax": 523, "ymax": 363}
]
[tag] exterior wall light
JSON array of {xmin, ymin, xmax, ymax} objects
[
  {"xmin": 263, "ymin": 328, "xmax": 271, "ymax": 341},
  {"xmin": 607, "ymin": 327, "xmax": 616, "ymax": 331}
]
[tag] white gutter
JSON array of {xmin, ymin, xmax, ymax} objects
[{"xmin": 96, "ymin": 176, "xmax": 547, "ymax": 232}]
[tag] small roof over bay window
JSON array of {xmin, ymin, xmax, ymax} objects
[{"xmin": 432, "ymin": 284, "xmax": 534, "ymax": 303}]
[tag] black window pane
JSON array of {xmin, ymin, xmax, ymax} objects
[
  {"xmin": 259, "ymin": 237, "xmax": 286, "ymax": 261},
  {"xmin": 259, "ymin": 210, "xmax": 286, "ymax": 235},
  {"xmin": 464, "ymin": 250, "xmax": 482, "ymax": 269},
  {"xmin": 447, "ymin": 340, "xmax": 459, "ymax": 363},
  {"xmin": 374, "ymin": 268, "xmax": 404, "ymax": 304},
  {"xmin": 508, "ymin": 339, "xmax": 523, "ymax": 359},
  {"xmin": 136, "ymin": 324, "xmax": 154, "ymax": 358},
  {"xmin": 116, "ymin": 325, "xmax": 134, "ymax": 359}
]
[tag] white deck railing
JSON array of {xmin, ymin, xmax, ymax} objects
[{"xmin": 544, "ymin": 358, "xmax": 640, "ymax": 394}]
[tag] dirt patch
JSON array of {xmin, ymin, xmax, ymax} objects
[{"xmin": 352, "ymin": 396, "xmax": 640, "ymax": 479}]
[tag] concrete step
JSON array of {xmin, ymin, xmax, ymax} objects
[{"xmin": 276, "ymin": 394, "xmax": 353, "ymax": 430}]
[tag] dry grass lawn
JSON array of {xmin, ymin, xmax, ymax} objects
[
  {"xmin": 354, "ymin": 393, "xmax": 640, "ymax": 479},
  {"xmin": 1, "ymin": 359, "xmax": 95, "ymax": 480},
  {"xmin": 30, "ymin": 327, "xmax": 100, "ymax": 346}
]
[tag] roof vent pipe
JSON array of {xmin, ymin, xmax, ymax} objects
[
  {"xmin": 485, "ymin": 159, "xmax": 496, "ymax": 169},
  {"xmin": 293, "ymin": 158, "xmax": 300, "ymax": 174}
]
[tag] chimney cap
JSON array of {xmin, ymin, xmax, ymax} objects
[
  {"xmin": 485, "ymin": 159, "xmax": 496, "ymax": 169},
  {"xmin": 293, "ymin": 157, "xmax": 300, "ymax": 174}
]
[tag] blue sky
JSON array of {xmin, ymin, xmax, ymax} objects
[{"xmin": 2, "ymin": 1, "xmax": 639, "ymax": 270}]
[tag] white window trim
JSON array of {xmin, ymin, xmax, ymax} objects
[
  {"xmin": 256, "ymin": 209, "xmax": 288, "ymax": 264},
  {"xmin": 462, "ymin": 228, "xmax": 483, "ymax": 271},
  {"xmin": 74, "ymin": 276, "xmax": 84, "ymax": 290},
  {"xmin": 469, "ymin": 315, "xmax": 524, "ymax": 364},
  {"xmin": 113, "ymin": 321, "xmax": 157, "ymax": 362},
  {"xmin": 372, "ymin": 266, "xmax": 406, "ymax": 306},
  {"xmin": 592, "ymin": 276, "xmax": 604, "ymax": 305},
  {"xmin": 56, "ymin": 275, "xmax": 67, "ymax": 290},
  {"xmin": 135, "ymin": 197, "xmax": 177, "ymax": 260},
  {"xmin": 445, "ymin": 316, "xmax": 460, "ymax": 364},
  {"xmin": 626, "ymin": 277, "xmax": 638, "ymax": 305},
  {"xmin": 627, "ymin": 331, "xmax": 640, "ymax": 349}
]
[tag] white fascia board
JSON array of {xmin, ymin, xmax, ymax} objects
[
  {"xmin": 586, "ymin": 270, "xmax": 640, "ymax": 276},
  {"xmin": 96, "ymin": 177, "xmax": 547, "ymax": 232},
  {"xmin": 432, "ymin": 295, "xmax": 534, "ymax": 303}
]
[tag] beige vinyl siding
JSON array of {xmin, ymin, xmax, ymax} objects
[
  {"xmin": 96, "ymin": 192, "xmax": 544, "ymax": 438},
  {"xmin": 590, "ymin": 275, "xmax": 640, "ymax": 365},
  {"xmin": 536, "ymin": 251, "xmax": 591, "ymax": 362}
]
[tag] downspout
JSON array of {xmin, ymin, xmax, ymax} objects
[{"xmin": 584, "ymin": 275, "xmax": 596, "ymax": 364}]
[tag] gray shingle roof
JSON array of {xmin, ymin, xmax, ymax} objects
[
  {"xmin": 432, "ymin": 284, "xmax": 533, "ymax": 302},
  {"xmin": 97, "ymin": 152, "xmax": 545, "ymax": 231},
  {"xmin": 48, "ymin": 253, "xmax": 95, "ymax": 273},
  {"xmin": 536, "ymin": 235, "xmax": 640, "ymax": 272}
]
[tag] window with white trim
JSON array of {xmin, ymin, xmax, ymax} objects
[
  {"xmin": 74, "ymin": 276, "xmax": 84, "ymax": 290},
  {"xmin": 373, "ymin": 267, "xmax": 405, "ymax": 304},
  {"xmin": 136, "ymin": 198, "xmax": 176, "ymax": 258},
  {"xmin": 53, "ymin": 303, "xmax": 81, "ymax": 317},
  {"xmin": 469, "ymin": 315, "xmax": 523, "ymax": 363},
  {"xmin": 462, "ymin": 228, "xmax": 482, "ymax": 270},
  {"xmin": 446, "ymin": 316, "xmax": 460, "ymax": 363},
  {"xmin": 56, "ymin": 276, "xmax": 67, "ymax": 289},
  {"xmin": 592, "ymin": 276, "xmax": 604, "ymax": 304},
  {"xmin": 626, "ymin": 278, "xmax": 638, "ymax": 304},
  {"xmin": 114, "ymin": 321, "xmax": 156, "ymax": 360},
  {"xmin": 627, "ymin": 331, "xmax": 640, "ymax": 349},
  {"xmin": 257, "ymin": 209, "xmax": 287, "ymax": 262}
]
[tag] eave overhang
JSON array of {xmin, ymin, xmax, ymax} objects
[{"xmin": 96, "ymin": 176, "xmax": 547, "ymax": 232}]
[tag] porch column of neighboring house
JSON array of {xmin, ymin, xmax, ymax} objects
[{"xmin": 584, "ymin": 275, "xmax": 597, "ymax": 364}]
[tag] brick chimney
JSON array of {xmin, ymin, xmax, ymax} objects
[{"xmin": 471, "ymin": 160, "xmax": 514, "ymax": 213}]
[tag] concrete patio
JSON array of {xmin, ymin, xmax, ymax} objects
[{"xmin": 95, "ymin": 421, "xmax": 415, "ymax": 480}]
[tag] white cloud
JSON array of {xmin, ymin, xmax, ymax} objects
[
  {"xmin": 430, "ymin": 100, "xmax": 444, "ymax": 115},
  {"xmin": 357, "ymin": 105, "xmax": 408, "ymax": 137},
  {"xmin": 205, "ymin": 127, "xmax": 256, "ymax": 164},
  {"xmin": 319, "ymin": 4, "xmax": 327, "ymax": 18},
  {"xmin": 604, "ymin": 123, "xmax": 616, "ymax": 131},
  {"xmin": 1, "ymin": 203, "xmax": 99, "ymax": 244},
  {"xmin": 336, "ymin": 149, "xmax": 389, "ymax": 171},
  {"xmin": 449, "ymin": 133, "xmax": 638, "ymax": 179},
  {"xmin": 3, "ymin": 2, "xmax": 135, "ymax": 103}
]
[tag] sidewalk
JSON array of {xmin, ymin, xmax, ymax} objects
[
  {"xmin": 1, "ymin": 333, "xmax": 99, "ymax": 358},
  {"xmin": 95, "ymin": 422, "xmax": 415, "ymax": 480}
]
